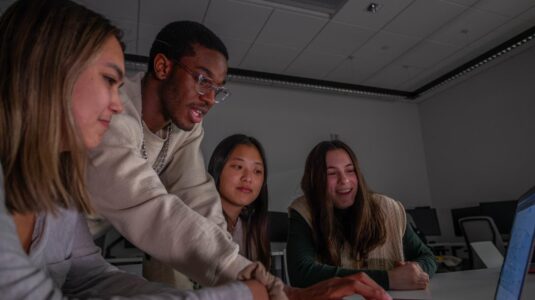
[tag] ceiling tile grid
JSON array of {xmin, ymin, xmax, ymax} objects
[
  {"xmin": 383, "ymin": 0, "xmax": 468, "ymax": 39},
  {"xmin": 473, "ymin": 0, "xmax": 535, "ymax": 18},
  {"xmin": 139, "ymin": 0, "xmax": 209, "ymax": 28},
  {"xmin": 305, "ymin": 21, "xmax": 376, "ymax": 57},
  {"xmin": 75, "ymin": 0, "xmax": 138, "ymax": 22},
  {"xmin": 429, "ymin": 7, "xmax": 509, "ymax": 48},
  {"xmin": 326, "ymin": 56, "xmax": 386, "ymax": 85},
  {"xmin": 255, "ymin": 9, "xmax": 328, "ymax": 49},
  {"xmin": 332, "ymin": 0, "xmax": 415, "ymax": 30},
  {"xmin": 240, "ymin": 42, "xmax": 301, "ymax": 73},
  {"xmin": 285, "ymin": 49, "xmax": 346, "ymax": 79},
  {"xmin": 203, "ymin": 0, "xmax": 273, "ymax": 42}
]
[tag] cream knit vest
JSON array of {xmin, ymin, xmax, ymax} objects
[{"xmin": 289, "ymin": 194, "xmax": 406, "ymax": 270}]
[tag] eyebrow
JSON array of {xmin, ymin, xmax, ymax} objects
[
  {"xmin": 106, "ymin": 62, "xmax": 124, "ymax": 80},
  {"xmin": 197, "ymin": 65, "xmax": 227, "ymax": 85},
  {"xmin": 229, "ymin": 157, "xmax": 263, "ymax": 166}
]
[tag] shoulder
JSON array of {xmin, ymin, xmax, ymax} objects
[
  {"xmin": 372, "ymin": 193, "xmax": 405, "ymax": 212},
  {"xmin": 372, "ymin": 193, "xmax": 407, "ymax": 234},
  {"xmin": 289, "ymin": 196, "xmax": 313, "ymax": 228}
]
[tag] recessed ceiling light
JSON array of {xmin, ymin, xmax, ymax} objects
[{"xmin": 366, "ymin": 2, "xmax": 381, "ymax": 14}]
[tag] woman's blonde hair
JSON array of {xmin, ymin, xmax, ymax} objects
[{"xmin": 0, "ymin": 0, "xmax": 123, "ymax": 214}]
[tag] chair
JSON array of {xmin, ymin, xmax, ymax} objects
[
  {"xmin": 458, "ymin": 216, "xmax": 506, "ymax": 269},
  {"xmin": 268, "ymin": 211, "xmax": 290, "ymax": 285},
  {"xmin": 469, "ymin": 241, "xmax": 504, "ymax": 268}
]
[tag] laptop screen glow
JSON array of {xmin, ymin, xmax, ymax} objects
[{"xmin": 495, "ymin": 191, "xmax": 535, "ymax": 300}]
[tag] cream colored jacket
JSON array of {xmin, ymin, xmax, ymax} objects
[{"xmin": 87, "ymin": 72, "xmax": 250, "ymax": 286}]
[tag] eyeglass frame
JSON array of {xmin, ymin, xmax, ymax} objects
[{"xmin": 172, "ymin": 60, "xmax": 231, "ymax": 103}]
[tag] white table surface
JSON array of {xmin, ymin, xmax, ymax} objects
[{"xmin": 346, "ymin": 267, "xmax": 534, "ymax": 299}]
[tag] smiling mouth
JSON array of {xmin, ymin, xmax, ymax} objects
[{"xmin": 336, "ymin": 188, "xmax": 352, "ymax": 195}]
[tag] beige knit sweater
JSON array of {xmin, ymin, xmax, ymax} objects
[
  {"xmin": 289, "ymin": 194, "xmax": 406, "ymax": 270},
  {"xmin": 87, "ymin": 72, "xmax": 250, "ymax": 286}
]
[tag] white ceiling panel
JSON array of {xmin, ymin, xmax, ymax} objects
[
  {"xmin": 384, "ymin": 0, "xmax": 467, "ymax": 38},
  {"xmin": 219, "ymin": 36, "xmax": 252, "ymax": 67},
  {"xmin": 306, "ymin": 21, "xmax": 375, "ymax": 56},
  {"xmin": 352, "ymin": 30, "xmax": 420, "ymax": 64},
  {"xmin": 204, "ymin": 0, "xmax": 273, "ymax": 41},
  {"xmin": 474, "ymin": 0, "xmax": 535, "ymax": 18},
  {"xmin": 240, "ymin": 43, "xmax": 300, "ymax": 73},
  {"xmin": 430, "ymin": 8, "xmax": 508, "ymax": 48},
  {"xmin": 286, "ymin": 50, "xmax": 346, "ymax": 79},
  {"xmin": 112, "ymin": 19, "xmax": 138, "ymax": 54},
  {"xmin": 256, "ymin": 9, "xmax": 328, "ymax": 49},
  {"xmin": 139, "ymin": 0, "xmax": 209, "ymax": 28},
  {"xmin": 333, "ymin": 0, "xmax": 414, "ymax": 30},
  {"xmin": 443, "ymin": 0, "xmax": 479, "ymax": 6},
  {"xmin": 517, "ymin": 5, "xmax": 535, "ymax": 25},
  {"xmin": 396, "ymin": 40, "xmax": 460, "ymax": 69},
  {"xmin": 136, "ymin": 22, "xmax": 164, "ymax": 56},
  {"xmin": 75, "ymin": 0, "xmax": 137, "ymax": 22},
  {"xmin": 326, "ymin": 56, "xmax": 387, "ymax": 85},
  {"xmin": 364, "ymin": 62, "xmax": 426, "ymax": 89}
]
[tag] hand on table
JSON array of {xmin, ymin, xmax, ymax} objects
[
  {"xmin": 285, "ymin": 272, "xmax": 391, "ymax": 300},
  {"xmin": 387, "ymin": 261, "xmax": 429, "ymax": 290}
]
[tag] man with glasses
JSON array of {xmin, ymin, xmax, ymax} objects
[
  {"xmin": 87, "ymin": 21, "xmax": 252, "ymax": 289},
  {"xmin": 86, "ymin": 21, "xmax": 389, "ymax": 300}
]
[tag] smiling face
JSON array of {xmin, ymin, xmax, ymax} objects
[
  {"xmin": 160, "ymin": 43, "xmax": 227, "ymax": 131},
  {"xmin": 325, "ymin": 149, "xmax": 359, "ymax": 210},
  {"xmin": 71, "ymin": 36, "xmax": 124, "ymax": 149},
  {"xmin": 219, "ymin": 144, "xmax": 265, "ymax": 212}
]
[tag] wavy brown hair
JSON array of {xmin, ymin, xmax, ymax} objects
[
  {"xmin": 301, "ymin": 140, "xmax": 386, "ymax": 266},
  {"xmin": 208, "ymin": 134, "xmax": 271, "ymax": 268},
  {"xmin": 0, "ymin": 0, "xmax": 122, "ymax": 214}
]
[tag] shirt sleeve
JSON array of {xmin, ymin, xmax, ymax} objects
[
  {"xmin": 62, "ymin": 213, "xmax": 253, "ymax": 300},
  {"xmin": 0, "ymin": 170, "xmax": 64, "ymax": 300},
  {"xmin": 87, "ymin": 112, "xmax": 250, "ymax": 287},
  {"xmin": 286, "ymin": 209, "xmax": 389, "ymax": 289},
  {"xmin": 402, "ymin": 223, "xmax": 438, "ymax": 278}
]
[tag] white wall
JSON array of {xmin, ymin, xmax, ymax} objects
[
  {"xmin": 419, "ymin": 45, "xmax": 535, "ymax": 241},
  {"xmin": 201, "ymin": 83, "xmax": 431, "ymax": 213}
]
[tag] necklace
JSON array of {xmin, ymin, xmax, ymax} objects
[{"xmin": 140, "ymin": 122, "xmax": 173, "ymax": 175}]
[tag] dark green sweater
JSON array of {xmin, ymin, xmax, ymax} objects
[{"xmin": 286, "ymin": 209, "xmax": 437, "ymax": 289}]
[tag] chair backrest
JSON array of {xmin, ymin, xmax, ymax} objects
[
  {"xmin": 268, "ymin": 211, "xmax": 289, "ymax": 243},
  {"xmin": 459, "ymin": 216, "xmax": 506, "ymax": 269},
  {"xmin": 470, "ymin": 241, "xmax": 504, "ymax": 268}
]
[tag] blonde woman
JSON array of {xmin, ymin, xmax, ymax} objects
[{"xmin": 0, "ymin": 0, "xmax": 266, "ymax": 299}]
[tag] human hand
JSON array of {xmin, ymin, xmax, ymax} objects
[
  {"xmin": 243, "ymin": 279, "xmax": 269, "ymax": 300},
  {"xmin": 387, "ymin": 261, "xmax": 429, "ymax": 290},
  {"xmin": 285, "ymin": 272, "xmax": 391, "ymax": 300},
  {"xmin": 238, "ymin": 262, "xmax": 287, "ymax": 300}
]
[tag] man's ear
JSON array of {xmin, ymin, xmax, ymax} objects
[{"xmin": 153, "ymin": 53, "xmax": 173, "ymax": 80}]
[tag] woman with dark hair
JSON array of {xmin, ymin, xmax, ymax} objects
[
  {"xmin": 208, "ymin": 134, "xmax": 271, "ymax": 268},
  {"xmin": 287, "ymin": 140, "xmax": 437, "ymax": 290}
]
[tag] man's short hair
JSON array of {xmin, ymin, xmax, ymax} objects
[{"xmin": 147, "ymin": 21, "xmax": 228, "ymax": 75}]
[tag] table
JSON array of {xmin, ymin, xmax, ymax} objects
[{"xmin": 345, "ymin": 268, "xmax": 534, "ymax": 299}]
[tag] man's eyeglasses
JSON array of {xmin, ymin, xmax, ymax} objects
[{"xmin": 174, "ymin": 61, "xmax": 231, "ymax": 103}]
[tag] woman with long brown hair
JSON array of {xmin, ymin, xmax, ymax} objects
[{"xmin": 287, "ymin": 140, "xmax": 436, "ymax": 290}]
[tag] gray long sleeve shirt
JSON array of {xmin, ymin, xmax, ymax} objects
[{"xmin": 0, "ymin": 170, "xmax": 252, "ymax": 300}]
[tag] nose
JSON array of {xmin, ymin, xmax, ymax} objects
[
  {"xmin": 110, "ymin": 91, "xmax": 124, "ymax": 114},
  {"xmin": 199, "ymin": 88, "xmax": 217, "ymax": 108},
  {"xmin": 338, "ymin": 173, "xmax": 350, "ymax": 184},
  {"xmin": 241, "ymin": 170, "xmax": 252, "ymax": 183}
]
